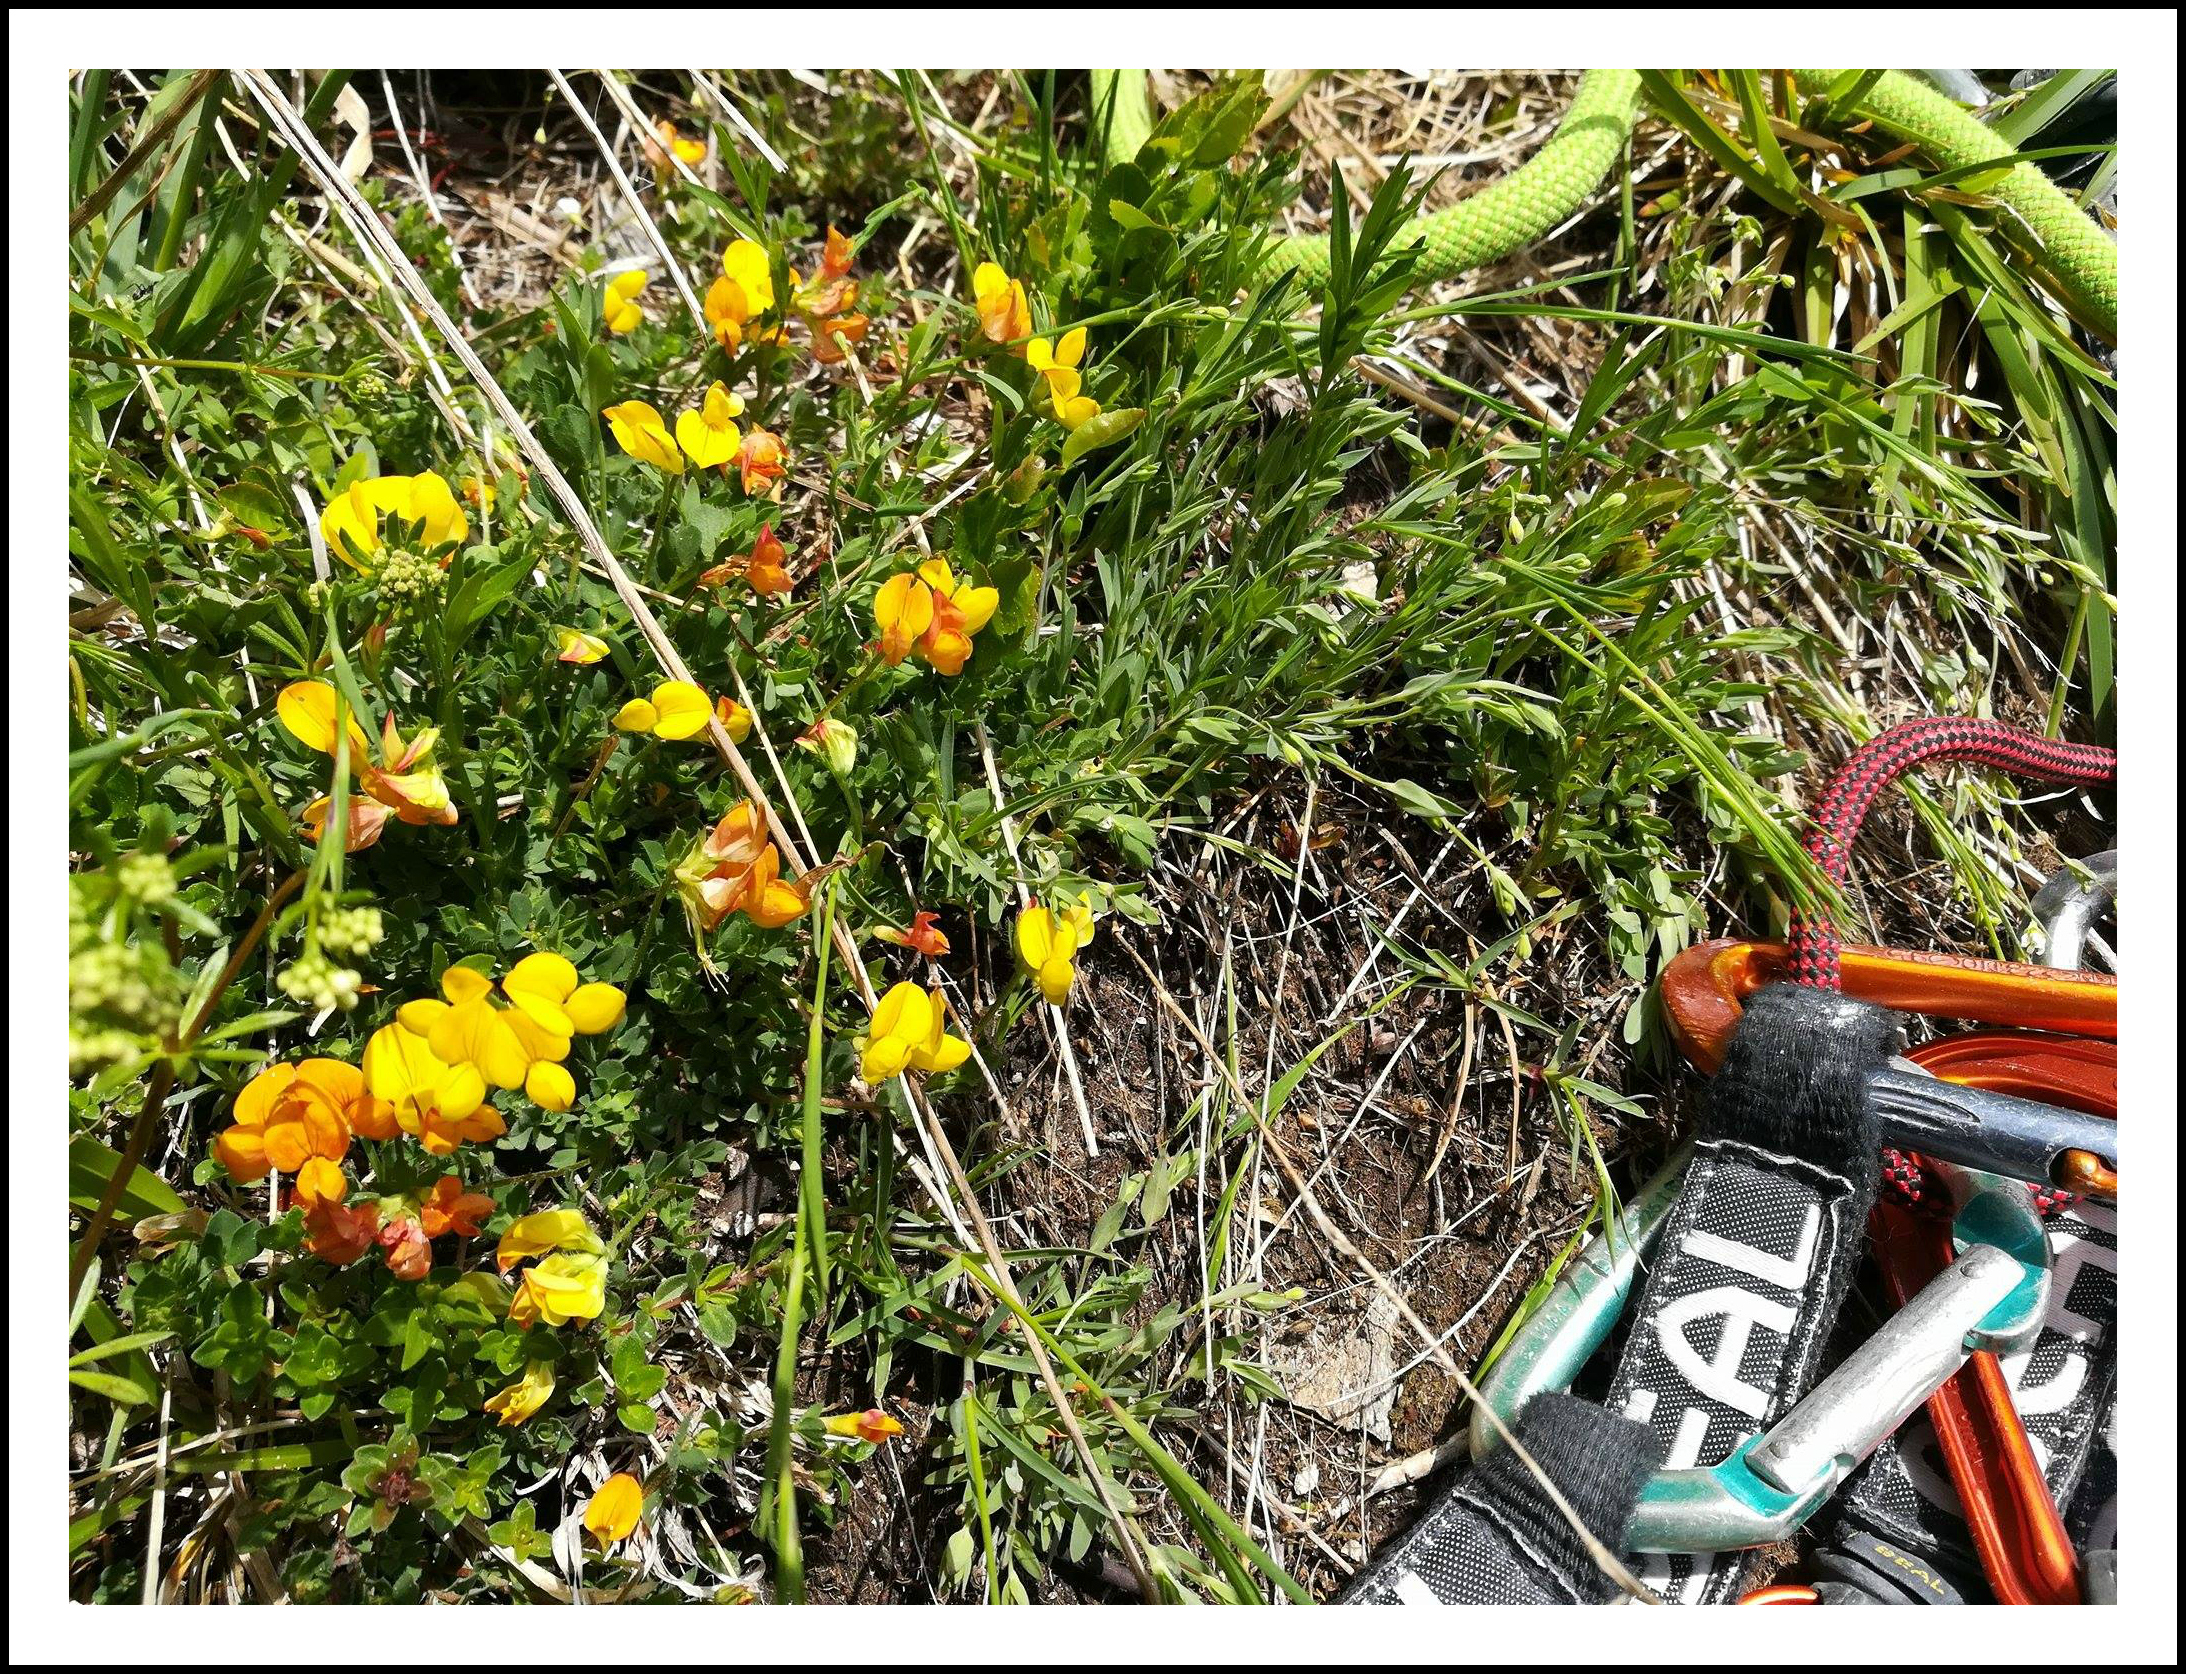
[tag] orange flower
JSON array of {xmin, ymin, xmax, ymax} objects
[
  {"xmin": 284, "ymin": 682, "xmax": 460, "ymax": 853},
  {"xmin": 292, "ymin": 1156, "xmax": 347, "ymax": 1207},
  {"xmin": 736, "ymin": 427, "xmax": 788, "ymax": 499},
  {"xmin": 419, "ymin": 1175, "xmax": 495, "ymax": 1239},
  {"xmin": 972, "ymin": 261, "xmax": 1031, "ymax": 347},
  {"xmin": 822, "ymin": 1407, "xmax": 906, "ymax": 1445},
  {"xmin": 714, "ymin": 695, "xmax": 753, "ymax": 742},
  {"xmin": 214, "ymin": 1060, "xmax": 366, "ymax": 1183},
  {"xmin": 584, "ymin": 1473, "xmax": 644, "ymax": 1545},
  {"xmin": 810, "ymin": 312, "xmax": 869, "ymax": 365},
  {"xmin": 791, "ymin": 225, "xmax": 862, "ymax": 329},
  {"xmin": 673, "ymin": 799, "xmax": 810, "ymax": 935},
  {"xmin": 303, "ymin": 1197, "xmax": 381, "ymax": 1265},
  {"xmin": 378, "ymin": 1215, "xmax": 433, "ymax": 1281},
  {"xmin": 745, "ymin": 524, "xmax": 794, "ymax": 595},
  {"xmin": 876, "ymin": 910, "xmax": 951, "ymax": 959}
]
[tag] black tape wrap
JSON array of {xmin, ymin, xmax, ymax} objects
[
  {"xmin": 1343, "ymin": 1394, "xmax": 1657, "ymax": 1605},
  {"xmin": 1604, "ymin": 984, "xmax": 1901, "ymax": 1603}
]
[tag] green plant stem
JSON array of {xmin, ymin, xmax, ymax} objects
[{"xmin": 764, "ymin": 876, "xmax": 836, "ymax": 1602}]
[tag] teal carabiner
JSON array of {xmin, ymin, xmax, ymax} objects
[{"xmin": 1468, "ymin": 1149, "xmax": 2050, "ymax": 1555}]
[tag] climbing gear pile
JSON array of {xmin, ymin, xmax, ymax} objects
[{"xmin": 1343, "ymin": 717, "xmax": 2117, "ymax": 1606}]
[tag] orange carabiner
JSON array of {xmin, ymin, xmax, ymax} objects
[{"xmin": 1658, "ymin": 939, "xmax": 2117, "ymax": 1076}]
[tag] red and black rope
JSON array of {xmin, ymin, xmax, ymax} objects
[{"xmin": 1786, "ymin": 718, "xmax": 2117, "ymax": 1209}]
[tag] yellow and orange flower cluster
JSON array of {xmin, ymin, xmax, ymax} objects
[
  {"xmin": 704, "ymin": 239, "xmax": 776, "ymax": 355},
  {"xmin": 872, "ymin": 556, "xmax": 999, "ymax": 677},
  {"xmin": 858, "ymin": 982, "xmax": 970, "ymax": 1085},
  {"xmin": 279, "ymin": 680, "xmax": 459, "ymax": 853},
  {"xmin": 497, "ymin": 1208, "xmax": 609, "ymax": 1329},
  {"xmin": 604, "ymin": 389, "xmax": 788, "ymax": 498},
  {"xmin": 673, "ymin": 799, "xmax": 810, "ymax": 937},
  {"xmin": 372, "ymin": 953, "xmax": 629, "ymax": 1129}
]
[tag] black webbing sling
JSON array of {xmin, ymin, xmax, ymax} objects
[{"xmin": 1345, "ymin": 983, "xmax": 1902, "ymax": 1605}]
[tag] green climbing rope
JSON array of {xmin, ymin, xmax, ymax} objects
[
  {"xmin": 1265, "ymin": 70, "xmax": 1644, "ymax": 287},
  {"xmin": 1794, "ymin": 69, "xmax": 2117, "ymax": 338},
  {"xmin": 1086, "ymin": 68, "xmax": 2116, "ymax": 339}
]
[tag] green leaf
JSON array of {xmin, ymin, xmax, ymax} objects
[
  {"xmin": 70, "ymin": 1369, "xmax": 154, "ymax": 1406},
  {"xmin": 69, "ymin": 1134, "xmax": 185, "ymax": 1220},
  {"xmin": 1060, "ymin": 407, "xmax": 1145, "ymax": 468}
]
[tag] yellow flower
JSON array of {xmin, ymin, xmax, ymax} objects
[
  {"xmin": 603, "ymin": 399, "xmax": 684, "ymax": 473},
  {"xmin": 704, "ymin": 240, "xmax": 775, "ymax": 352},
  {"xmin": 822, "ymin": 1407, "xmax": 906, "ymax": 1445},
  {"xmin": 511, "ymin": 1251, "xmax": 609, "ymax": 1329},
  {"xmin": 319, "ymin": 471, "xmax": 470, "ymax": 567},
  {"xmin": 612, "ymin": 679, "xmax": 713, "ymax": 740},
  {"xmin": 653, "ymin": 118, "xmax": 706, "ymax": 167},
  {"xmin": 603, "ymin": 269, "xmax": 649, "ymax": 334},
  {"xmin": 398, "ymin": 957, "xmax": 626, "ymax": 1113},
  {"xmin": 484, "ymin": 1359, "xmax": 556, "ymax": 1427},
  {"xmin": 1016, "ymin": 896, "xmax": 1096, "ymax": 1005},
  {"xmin": 277, "ymin": 681, "xmax": 373, "ymax": 762},
  {"xmin": 1026, "ymin": 328, "xmax": 1101, "ymax": 429},
  {"xmin": 972, "ymin": 260, "xmax": 1031, "ymax": 347},
  {"xmin": 555, "ymin": 627, "xmax": 611, "ymax": 666},
  {"xmin": 583, "ymin": 1473, "xmax": 643, "ymax": 1544},
  {"xmin": 715, "ymin": 696, "xmax": 753, "ymax": 742},
  {"xmin": 674, "ymin": 382, "xmax": 745, "ymax": 470},
  {"xmin": 361, "ymin": 1022, "xmax": 500, "ymax": 1155},
  {"xmin": 495, "ymin": 1207, "xmax": 606, "ymax": 1271},
  {"xmin": 858, "ymin": 982, "xmax": 971, "ymax": 1084},
  {"xmin": 499, "ymin": 1208, "xmax": 612, "ymax": 1327}
]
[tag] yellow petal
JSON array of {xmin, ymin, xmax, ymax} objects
[
  {"xmin": 441, "ymin": 966, "xmax": 495, "ymax": 1006},
  {"xmin": 507, "ymin": 985, "xmax": 577, "ymax": 1040},
  {"xmin": 506, "ymin": 952, "xmax": 580, "ymax": 1005},
  {"xmin": 952, "ymin": 585, "xmax": 999, "ymax": 636},
  {"xmin": 233, "ymin": 1063, "xmax": 295, "ymax": 1131},
  {"xmin": 1016, "ymin": 906, "xmax": 1057, "ymax": 970},
  {"xmin": 648, "ymin": 681, "xmax": 712, "ymax": 740},
  {"xmin": 584, "ymin": 1471, "xmax": 644, "ymax": 1543},
  {"xmin": 1037, "ymin": 955, "xmax": 1077, "ymax": 1006},
  {"xmin": 430, "ymin": 999, "xmax": 533, "ymax": 1091},
  {"xmin": 613, "ymin": 699, "xmax": 660, "ymax": 733},
  {"xmin": 1056, "ymin": 326, "xmax": 1087, "ymax": 368},
  {"xmin": 505, "ymin": 1008, "xmax": 572, "ymax": 1065},
  {"xmin": 496, "ymin": 1208, "xmax": 601, "ymax": 1269},
  {"xmin": 277, "ymin": 681, "xmax": 373, "ymax": 760},
  {"xmin": 556, "ymin": 628, "xmax": 610, "ymax": 665},
  {"xmin": 564, "ymin": 982, "xmax": 628, "ymax": 1035},
  {"xmin": 526, "ymin": 1061, "xmax": 577, "ymax": 1112}
]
